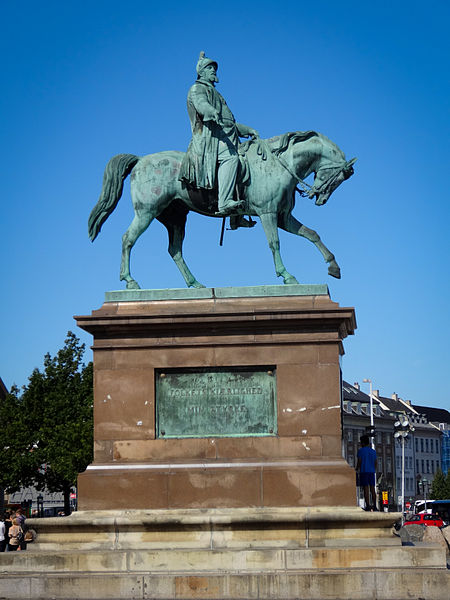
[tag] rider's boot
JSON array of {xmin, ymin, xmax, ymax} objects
[
  {"xmin": 215, "ymin": 198, "xmax": 243, "ymax": 216},
  {"xmin": 229, "ymin": 215, "xmax": 256, "ymax": 230}
]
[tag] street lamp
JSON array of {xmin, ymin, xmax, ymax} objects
[
  {"xmin": 37, "ymin": 494, "xmax": 44, "ymax": 518},
  {"xmin": 421, "ymin": 478, "xmax": 428, "ymax": 505},
  {"xmin": 363, "ymin": 379, "xmax": 375, "ymax": 449},
  {"xmin": 394, "ymin": 416, "xmax": 415, "ymax": 523}
]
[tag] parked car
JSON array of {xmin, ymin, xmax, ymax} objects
[{"xmin": 403, "ymin": 513, "xmax": 444, "ymax": 527}]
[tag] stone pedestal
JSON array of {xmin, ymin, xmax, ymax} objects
[{"xmin": 75, "ymin": 285, "xmax": 356, "ymax": 511}]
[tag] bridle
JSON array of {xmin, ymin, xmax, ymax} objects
[
  {"xmin": 304, "ymin": 158, "xmax": 356, "ymax": 200},
  {"xmin": 241, "ymin": 136, "xmax": 355, "ymax": 201}
]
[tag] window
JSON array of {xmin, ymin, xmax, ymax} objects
[
  {"xmin": 387, "ymin": 457, "xmax": 392, "ymax": 472},
  {"xmin": 416, "ymin": 459, "xmax": 419, "ymax": 472},
  {"xmin": 415, "ymin": 438, "xmax": 418, "ymax": 452},
  {"xmin": 377, "ymin": 432, "xmax": 382, "ymax": 444},
  {"xmin": 431, "ymin": 460, "xmax": 434, "ymax": 474},
  {"xmin": 386, "ymin": 434, "xmax": 391, "ymax": 445},
  {"xmin": 422, "ymin": 459, "xmax": 425, "ymax": 473},
  {"xmin": 436, "ymin": 439, "xmax": 439, "ymax": 453},
  {"xmin": 348, "ymin": 455, "xmax": 354, "ymax": 467},
  {"xmin": 347, "ymin": 430, "xmax": 353, "ymax": 442},
  {"xmin": 426, "ymin": 460, "xmax": 430, "ymax": 473},
  {"xmin": 425, "ymin": 439, "xmax": 429, "ymax": 453},
  {"xmin": 421, "ymin": 439, "xmax": 424, "ymax": 452},
  {"xmin": 378, "ymin": 457, "xmax": 383, "ymax": 471}
]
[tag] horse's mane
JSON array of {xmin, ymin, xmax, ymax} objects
[{"xmin": 270, "ymin": 131, "xmax": 319, "ymax": 156}]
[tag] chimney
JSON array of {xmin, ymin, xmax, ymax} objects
[
  {"xmin": 404, "ymin": 399, "xmax": 411, "ymax": 406},
  {"xmin": 353, "ymin": 382, "xmax": 360, "ymax": 390},
  {"xmin": 391, "ymin": 392, "xmax": 398, "ymax": 401},
  {"xmin": 372, "ymin": 389, "xmax": 379, "ymax": 398}
]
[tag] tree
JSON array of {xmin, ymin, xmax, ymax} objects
[
  {"xmin": 445, "ymin": 470, "xmax": 450, "ymax": 499},
  {"xmin": 0, "ymin": 332, "xmax": 93, "ymax": 515},
  {"xmin": 430, "ymin": 468, "xmax": 446, "ymax": 500}
]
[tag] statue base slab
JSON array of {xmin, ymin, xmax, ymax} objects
[
  {"xmin": 3, "ymin": 508, "xmax": 449, "ymax": 600},
  {"xmin": 75, "ymin": 285, "xmax": 356, "ymax": 511}
]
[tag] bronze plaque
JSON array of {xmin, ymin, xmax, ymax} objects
[{"xmin": 156, "ymin": 367, "xmax": 276, "ymax": 438}]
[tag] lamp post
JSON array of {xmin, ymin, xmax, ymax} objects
[
  {"xmin": 37, "ymin": 494, "xmax": 43, "ymax": 518},
  {"xmin": 394, "ymin": 416, "xmax": 415, "ymax": 524},
  {"xmin": 363, "ymin": 378, "xmax": 374, "ymax": 449},
  {"xmin": 422, "ymin": 478, "xmax": 428, "ymax": 506}
]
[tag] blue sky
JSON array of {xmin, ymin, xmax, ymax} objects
[{"xmin": 1, "ymin": 1, "xmax": 449, "ymax": 410}]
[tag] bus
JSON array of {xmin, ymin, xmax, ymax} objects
[{"xmin": 414, "ymin": 499, "xmax": 450, "ymax": 524}]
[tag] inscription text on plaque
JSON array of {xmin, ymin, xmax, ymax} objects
[{"xmin": 156, "ymin": 367, "xmax": 277, "ymax": 438}]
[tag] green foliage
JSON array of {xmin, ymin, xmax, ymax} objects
[
  {"xmin": 445, "ymin": 470, "xmax": 450, "ymax": 499},
  {"xmin": 0, "ymin": 332, "xmax": 93, "ymax": 508},
  {"xmin": 431, "ymin": 468, "xmax": 446, "ymax": 500}
]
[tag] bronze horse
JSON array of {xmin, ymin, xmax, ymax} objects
[{"xmin": 89, "ymin": 131, "xmax": 355, "ymax": 288}]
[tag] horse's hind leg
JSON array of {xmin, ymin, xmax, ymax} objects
[
  {"xmin": 158, "ymin": 209, "xmax": 205, "ymax": 289},
  {"xmin": 280, "ymin": 213, "xmax": 341, "ymax": 279},
  {"xmin": 259, "ymin": 212, "xmax": 299, "ymax": 284},
  {"xmin": 120, "ymin": 211, "xmax": 154, "ymax": 289}
]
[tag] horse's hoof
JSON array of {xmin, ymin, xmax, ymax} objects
[
  {"xmin": 284, "ymin": 275, "xmax": 299, "ymax": 285},
  {"xmin": 189, "ymin": 281, "xmax": 206, "ymax": 289},
  {"xmin": 328, "ymin": 264, "xmax": 341, "ymax": 279},
  {"xmin": 126, "ymin": 280, "xmax": 141, "ymax": 290}
]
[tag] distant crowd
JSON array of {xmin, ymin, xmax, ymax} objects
[{"xmin": 0, "ymin": 508, "xmax": 34, "ymax": 552}]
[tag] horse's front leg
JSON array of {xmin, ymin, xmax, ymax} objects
[
  {"xmin": 259, "ymin": 212, "xmax": 299, "ymax": 284},
  {"xmin": 280, "ymin": 213, "xmax": 341, "ymax": 279}
]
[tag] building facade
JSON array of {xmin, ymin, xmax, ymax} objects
[{"xmin": 342, "ymin": 382, "xmax": 448, "ymax": 510}]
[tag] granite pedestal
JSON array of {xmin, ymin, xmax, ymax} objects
[{"xmin": 75, "ymin": 285, "xmax": 356, "ymax": 511}]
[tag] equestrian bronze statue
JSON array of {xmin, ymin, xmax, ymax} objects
[{"xmin": 89, "ymin": 52, "xmax": 356, "ymax": 289}]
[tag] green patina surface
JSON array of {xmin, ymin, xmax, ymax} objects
[
  {"xmin": 89, "ymin": 51, "xmax": 355, "ymax": 292},
  {"xmin": 104, "ymin": 284, "xmax": 329, "ymax": 303},
  {"xmin": 156, "ymin": 367, "xmax": 277, "ymax": 438}
]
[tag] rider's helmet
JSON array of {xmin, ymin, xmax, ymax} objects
[{"xmin": 196, "ymin": 51, "xmax": 218, "ymax": 79}]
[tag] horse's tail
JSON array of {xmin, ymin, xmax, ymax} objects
[{"xmin": 88, "ymin": 153, "xmax": 140, "ymax": 241}]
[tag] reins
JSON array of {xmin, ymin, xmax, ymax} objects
[{"xmin": 242, "ymin": 136, "xmax": 350, "ymax": 201}]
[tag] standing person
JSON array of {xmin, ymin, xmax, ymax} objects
[
  {"xmin": 4, "ymin": 511, "xmax": 12, "ymax": 550},
  {"xmin": 357, "ymin": 434, "xmax": 378, "ymax": 511},
  {"xmin": 0, "ymin": 514, "xmax": 6, "ymax": 552},
  {"xmin": 179, "ymin": 51, "xmax": 259, "ymax": 215},
  {"xmin": 15, "ymin": 508, "xmax": 27, "ymax": 551},
  {"xmin": 7, "ymin": 518, "xmax": 23, "ymax": 551}
]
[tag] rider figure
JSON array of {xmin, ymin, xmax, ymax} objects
[{"xmin": 179, "ymin": 52, "xmax": 259, "ymax": 215}]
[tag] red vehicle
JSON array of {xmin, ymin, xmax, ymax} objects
[{"xmin": 403, "ymin": 513, "xmax": 444, "ymax": 527}]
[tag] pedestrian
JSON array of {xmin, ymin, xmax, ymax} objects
[
  {"xmin": 7, "ymin": 518, "xmax": 23, "ymax": 551},
  {"xmin": 356, "ymin": 434, "xmax": 378, "ymax": 511},
  {"xmin": 15, "ymin": 508, "xmax": 27, "ymax": 551},
  {"xmin": 0, "ymin": 514, "xmax": 6, "ymax": 552},
  {"xmin": 4, "ymin": 511, "xmax": 13, "ymax": 550}
]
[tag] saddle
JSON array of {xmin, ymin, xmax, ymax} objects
[{"xmin": 184, "ymin": 151, "xmax": 251, "ymax": 218}]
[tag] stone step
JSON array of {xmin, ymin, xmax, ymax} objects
[
  {"xmin": 29, "ymin": 535, "xmax": 401, "ymax": 552},
  {"xmin": 0, "ymin": 543, "xmax": 444, "ymax": 573},
  {"xmin": 27, "ymin": 507, "xmax": 402, "ymax": 552},
  {"xmin": 0, "ymin": 567, "xmax": 449, "ymax": 599}
]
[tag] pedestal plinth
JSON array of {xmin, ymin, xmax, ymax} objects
[{"xmin": 75, "ymin": 285, "xmax": 356, "ymax": 510}]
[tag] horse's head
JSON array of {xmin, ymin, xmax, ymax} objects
[{"xmin": 310, "ymin": 157, "xmax": 357, "ymax": 206}]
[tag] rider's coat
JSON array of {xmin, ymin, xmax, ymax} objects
[{"xmin": 179, "ymin": 79, "xmax": 253, "ymax": 190}]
